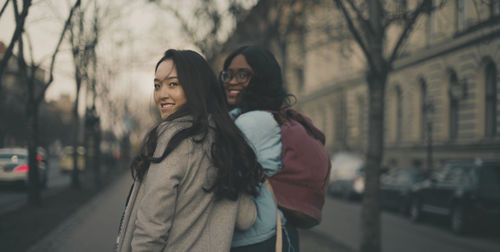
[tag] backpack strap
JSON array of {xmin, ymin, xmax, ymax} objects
[
  {"xmin": 270, "ymin": 108, "xmax": 326, "ymax": 144},
  {"xmin": 263, "ymin": 179, "xmax": 282, "ymax": 252}
]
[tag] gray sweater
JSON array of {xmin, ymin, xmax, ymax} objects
[{"xmin": 115, "ymin": 117, "xmax": 256, "ymax": 252}]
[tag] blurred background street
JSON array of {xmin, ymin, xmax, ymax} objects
[
  {"xmin": 2, "ymin": 162, "xmax": 499, "ymax": 252},
  {"xmin": 2, "ymin": 0, "xmax": 500, "ymax": 251}
]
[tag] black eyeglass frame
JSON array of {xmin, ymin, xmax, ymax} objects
[{"xmin": 219, "ymin": 69, "xmax": 253, "ymax": 84}]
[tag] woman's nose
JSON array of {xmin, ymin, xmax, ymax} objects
[
  {"xmin": 228, "ymin": 76, "xmax": 239, "ymax": 85},
  {"xmin": 157, "ymin": 86, "xmax": 169, "ymax": 99}
]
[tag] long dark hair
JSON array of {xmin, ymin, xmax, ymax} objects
[
  {"xmin": 222, "ymin": 45, "xmax": 293, "ymax": 112},
  {"xmin": 131, "ymin": 49, "xmax": 263, "ymax": 200}
]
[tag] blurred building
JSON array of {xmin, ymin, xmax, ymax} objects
[
  {"xmin": 220, "ymin": 0, "xmax": 500, "ymax": 169},
  {"xmin": 0, "ymin": 41, "xmax": 47, "ymax": 147}
]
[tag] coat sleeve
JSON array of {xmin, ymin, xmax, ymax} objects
[
  {"xmin": 131, "ymin": 136, "xmax": 190, "ymax": 251},
  {"xmin": 234, "ymin": 111, "xmax": 282, "ymax": 177},
  {"xmin": 235, "ymin": 194, "xmax": 257, "ymax": 231}
]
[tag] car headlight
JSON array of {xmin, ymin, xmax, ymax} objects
[{"xmin": 354, "ymin": 176, "xmax": 365, "ymax": 193}]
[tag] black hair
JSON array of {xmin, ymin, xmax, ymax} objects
[
  {"xmin": 222, "ymin": 45, "xmax": 293, "ymax": 112},
  {"xmin": 131, "ymin": 49, "xmax": 263, "ymax": 200}
]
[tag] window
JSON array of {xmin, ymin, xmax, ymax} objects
[
  {"xmin": 449, "ymin": 71, "xmax": 459, "ymax": 140},
  {"xmin": 491, "ymin": 0, "xmax": 500, "ymax": 17},
  {"xmin": 479, "ymin": 165, "xmax": 500, "ymax": 198},
  {"xmin": 358, "ymin": 96, "xmax": 365, "ymax": 146},
  {"xmin": 485, "ymin": 62, "xmax": 497, "ymax": 137},
  {"xmin": 443, "ymin": 166, "xmax": 465, "ymax": 185},
  {"xmin": 426, "ymin": 0, "xmax": 436, "ymax": 45},
  {"xmin": 456, "ymin": 0, "xmax": 465, "ymax": 31},
  {"xmin": 337, "ymin": 94, "xmax": 348, "ymax": 147},
  {"xmin": 396, "ymin": 86, "xmax": 403, "ymax": 142},
  {"xmin": 396, "ymin": 171, "xmax": 411, "ymax": 185}
]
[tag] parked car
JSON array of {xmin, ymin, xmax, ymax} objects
[
  {"xmin": 0, "ymin": 147, "xmax": 48, "ymax": 187},
  {"xmin": 380, "ymin": 168, "xmax": 426, "ymax": 214},
  {"xmin": 328, "ymin": 152, "xmax": 365, "ymax": 199},
  {"xmin": 59, "ymin": 146, "xmax": 85, "ymax": 173},
  {"xmin": 409, "ymin": 160, "xmax": 500, "ymax": 234}
]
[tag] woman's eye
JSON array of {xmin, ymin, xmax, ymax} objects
[
  {"xmin": 239, "ymin": 72, "xmax": 249, "ymax": 79},
  {"xmin": 154, "ymin": 83, "xmax": 160, "ymax": 89},
  {"xmin": 169, "ymin": 82, "xmax": 178, "ymax": 87}
]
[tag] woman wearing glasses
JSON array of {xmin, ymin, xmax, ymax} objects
[
  {"xmin": 115, "ymin": 49, "xmax": 263, "ymax": 252},
  {"xmin": 220, "ymin": 46, "xmax": 298, "ymax": 252}
]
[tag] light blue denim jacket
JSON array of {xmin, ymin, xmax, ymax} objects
[{"xmin": 229, "ymin": 109, "xmax": 285, "ymax": 247}]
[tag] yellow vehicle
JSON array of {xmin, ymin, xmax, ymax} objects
[{"xmin": 59, "ymin": 146, "xmax": 85, "ymax": 173}]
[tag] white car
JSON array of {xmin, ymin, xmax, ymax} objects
[
  {"xmin": 328, "ymin": 152, "xmax": 365, "ymax": 199},
  {"xmin": 0, "ymin": 147, "xmax": 48, "ymax": 187}
]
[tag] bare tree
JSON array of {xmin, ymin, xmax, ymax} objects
[
  {"xmin": 330, "ymin": 1, "xmax": 444, "ymax": 251},
  {"xmin": 266, "ymin": 0, "xmax": 304, "ymax": 73},
  {"xmin": 148, "ymin": 0, "xmax": 255, "ymax": 64},
  {"xmin": 0, "ymin": 0, "xmax": 32, "ymax": 98},
  {"xmin": 14, "ymin": 0, "xmax": 81, "ymax": 205},
  {"xmin": 67, "ymin": 0, "xmax": 100, "ymax": 188}
]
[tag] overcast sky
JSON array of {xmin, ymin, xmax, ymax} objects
[
  {"xmin": 0, "ymin": 0, "xmax": 196, "ymax": 100},
  {"xmin": 0, "ymin": 0, "xmax": 201, "ymax": 135},
  {"xmin": 1, "ymin": 0, "xmax": 255, "ymax": 137}
]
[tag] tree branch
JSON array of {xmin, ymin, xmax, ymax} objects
[
  {"xmin": 158, "ymin": 5, "xmax": 200, "ymax": 46},
  {"xmin": 24, "ymin": 31, "xmax": 36, "ymax": 65},
  {"xmin": 388, "ymin": 0, "xmax": 431, "ymax": 65},
  {"xmin": 0, "ymin": 0, "xmax": 10, "ymax": 18},
  {"xmin": 345, "ymin": 0, "xmax": 374, "ymax": 35},
  {"xmin": 274, "ymin": 0, "xmax": 301, "ymax": 48},
  {"xmin": 334, "ymin": 0, "xmax": 376, "ymax": 71},
  {"xmin": 36, "ymin": 0, "xmax": 81, "ymax": 104},
  {"xmin": 0, "ymin": 0, "xmax": 32, "ymax": 84}
]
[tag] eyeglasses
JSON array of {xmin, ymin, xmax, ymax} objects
[{"xmin": 219, "ymin": 69, "xmax": 252, "ymax": 84}]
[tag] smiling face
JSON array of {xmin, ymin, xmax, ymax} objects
[
  {"xmin": 154, "ymin": 59, "xmax": 187, "ymax": 120},
  {"xmin": 223, "ymin": 54, "xmax": 253, "ymax": 106}
]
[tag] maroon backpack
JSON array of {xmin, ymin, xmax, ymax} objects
[{"xmin": 268, "ymin": 108, "xmax": 331, "ymax": 229}]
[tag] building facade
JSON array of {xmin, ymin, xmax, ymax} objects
[{"xmin": 220, "ymin": 0, "xmax": 500, "ymax": 169}]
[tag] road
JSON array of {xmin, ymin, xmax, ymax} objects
[
  {"xmin": 313, "ymin": 196, "xmax": 500, "ymax": 252},
  {"xmin": 0, "ymin": 156, "xmax": 71, "ymax": 214},
  {"xmin": 11, "ymin": 166, "xmax": 500, "ymax": 252}
]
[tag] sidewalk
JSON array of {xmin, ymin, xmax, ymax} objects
[
  {"xmin": 2, "ymin": 170, "xmax": 352, "ymax": 252},
  {"xmin": 0, "ymin": 170, "xmax": 126, "ymax": 252},
  {"xmin": 27, "ymin": 172, "xmax": 132, "ymax": 252},
  {"xmin": 299, "ymin": 229, "xmax": 353, "ymax": 252}
]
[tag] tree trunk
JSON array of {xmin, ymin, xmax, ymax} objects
[
  {"xmin": 359, "ymin": 1, "xmax": 387, "ymax": 251},
  {"xmin": 280, "ymin": 41, "xmax": 288, "ymax": 83},
  {"xmin": 360, "ymin": 69, "xmax": 387, "ymax": 252},
  {"xmin": 71, "ymin": 93, "xmax": 81, "ymax": 188},
  {"xmin": 93, "ymin": 127, "xmax": 101, "ymax": 186},
  {"xmin": 27, "ymin": 76, "xmax": 41, "ymax": 205}
]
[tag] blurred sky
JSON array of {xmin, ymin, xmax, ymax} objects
[
  {"xmin": 1, "ymin": 0, "xmax": 255, "ymax": 136},
  {"xmin": 0, "ymin": 0, "xmax": 200, "ymax": 134},
  {"xmin": 0, "ymin": 0, "xmax": 192, "ymax": 101}
]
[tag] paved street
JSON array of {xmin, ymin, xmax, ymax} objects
[
  {"xmin": 17, "ymin": 169, "xmax": 500, "ymax": 252},
  {"xmin": 0, "ymin": 156, "xmax": 71, "ymax": 215},
  {"xmin": 313, "ymin": 196, "xmax": 500, "ymax": 252},
  {"xmin": 24, "ymin": 172, "xmax": 343, "ymax": 252}
]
